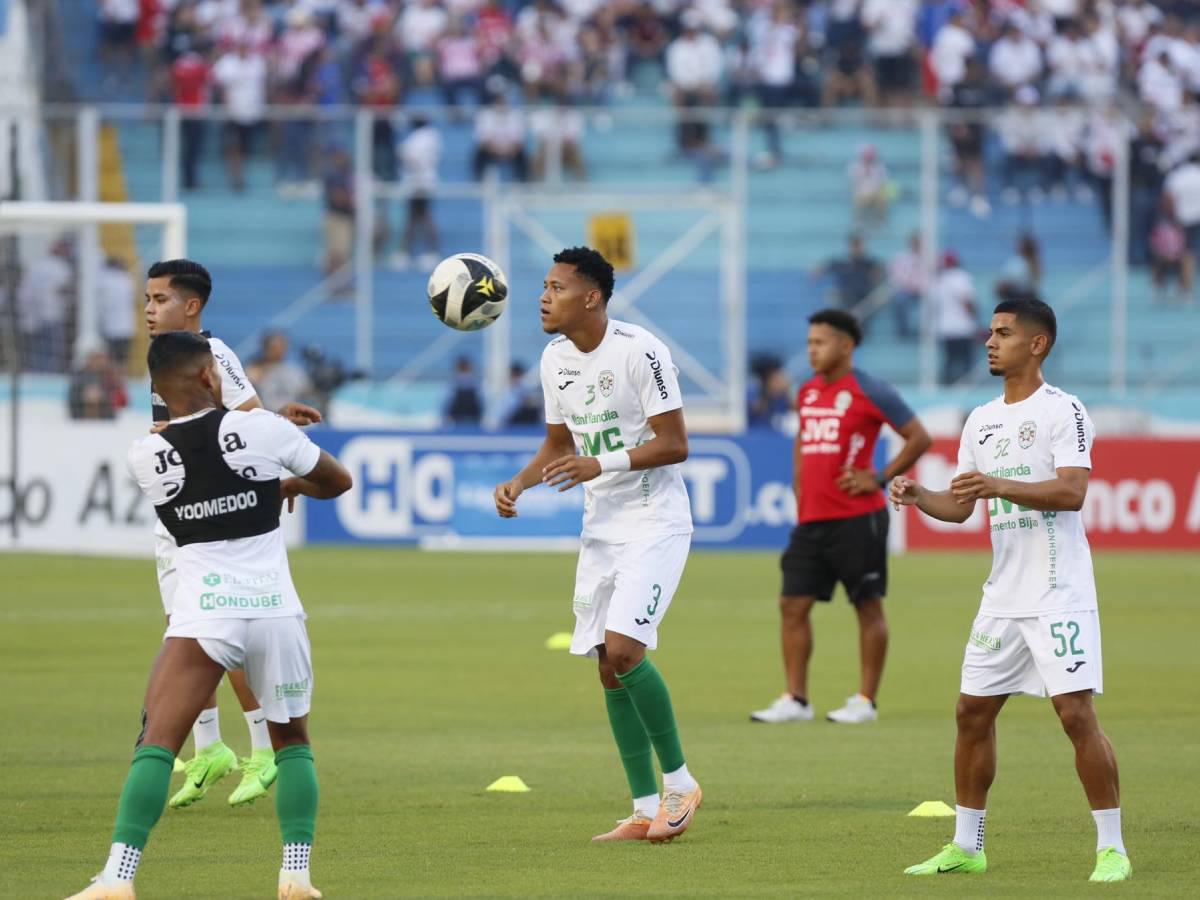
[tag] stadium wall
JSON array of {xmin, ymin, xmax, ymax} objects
[{"xmin": 3, "ymin": 421, "xmax": 1196, "ymax": 554}]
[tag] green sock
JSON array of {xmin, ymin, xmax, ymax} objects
[
  {"xmin": 616, "ymin": 658, "xmax": 686, "ymax": 775},
  {"xmin": 604, "ymin": 686, "xmax": 658, "ymax": 799},
  {"xmin": 275, "ymin": 744, "xmax": 319, "ymax": 845},
  {"xmin": 111, "ymin": 745, "xmax": 174, "ymax": 849}
]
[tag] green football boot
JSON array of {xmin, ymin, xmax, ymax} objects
[
  {"xmin": 1089, "ymin": 848, "xmax": 1132, "ymax": 882},
  {"xmin": 904, "ymin": 843, "xmax": 988, "ymax": 875},
  {"xmin": 173, "ymin": 755, "xmax": 186, "ymax": 775},
  {"xmin": 228, "ymin": 748, "xmax": 278, "ymax": 807},
  {"xmin": 169, "ymin": 741, "xmax": 237, "ymax": 808}
]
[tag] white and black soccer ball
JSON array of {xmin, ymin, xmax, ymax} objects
[{"xmin": 427, "ymin": 253, "xmax": 509, "ymax": 331}]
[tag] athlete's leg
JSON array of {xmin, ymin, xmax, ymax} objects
[
  {"xmin": 1051, "ymin": 691, "xmax": 1120, "ymax": 809},
  {"xmin": 780, "ymin": 595, "xmax": 817, "ymax": 700},
  {"xmin": 955, "ymin": 693, "xmax": 1007, "ymax": 809},
  {"xmin": 269, "ymin": 715, "xmax": 320, "ymax": 897},
  {"xmin": 596, "ymin": 644, "xmax": 657, "ymax": 837},
  {"xmin": 854, "ymin": 596, "xmax": 888, "ymax": 701},
  {"xmin": 68, "ymin": 640, "xmax": 225, "ymax": 896}
]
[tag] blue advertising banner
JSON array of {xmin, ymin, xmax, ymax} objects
[{"xmin": 305, "ymin": 430, "xmax": 885, "ymax": 548}]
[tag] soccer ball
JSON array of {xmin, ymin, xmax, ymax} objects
[{"xmin": 427, "ymin": 252, "xmax": 509, "ymax": 331}]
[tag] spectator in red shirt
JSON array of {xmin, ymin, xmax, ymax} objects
[
  {"xmin": 170, "ymin": 39, "xmax": 213, "ymax": 190},
  {"xmin": 751, "ymin": 309, "xmax": 931, "ymax": 726}
]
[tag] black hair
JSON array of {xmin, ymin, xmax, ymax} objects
[
  {"xmin": 146, "ymin": 331, "xmax": 213, "ymax": 380},
  {"xmin": 146, "ymin": 259, "xmax": 213, "ymax": 306},
  {"xmin": 808, "ymin": 308, "xmax": 863, "ymax": 346},
  {"xmin": 994, "ymin": 295, "xmax": 1057, "ymax": 351},
  {"xmin": 553, "ymin": 246, "xmax": 615, "ymax": 303}
]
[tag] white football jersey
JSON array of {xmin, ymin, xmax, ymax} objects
[
  {"xmin": 541, "ymin": 319, "xmax": 693, "ymax": 543},
  {"xmin": 955, "ymin": 383, "xmax": 1098, "ymax": 617},
  {"xmin": 129, "ymin": 408, "xmax": 321, "ymax": 626}
]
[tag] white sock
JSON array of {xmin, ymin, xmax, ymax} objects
[
  {"xmin": 954, "ymin": 805, "xmax": 986, "ymax": 854},
  {"xmin": 633, "ymin": 792, "xmax": 660, "ymax": 819},
  {"xmin": 1092, "ymin": 808, "xmax": 1126, "ymax": 854},
  {"xmin": 192, "ymin": 707, "xmax": 221, "ymax": 750},
  {"xmin": 280, "ymin": 843, "xmax": 312, "ymax": 882},
  {"xmin": 662, "ymin": 763, "xmax": 698, "ymax": 793},
  {"xmin": 244, "ymin": 708, "xmax": 272, "ymax": 752},
  {"xmin": 100, "ymin": 842, "xmax": 141, "ymax": 885}
]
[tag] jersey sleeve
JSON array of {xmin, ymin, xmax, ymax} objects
[
  {"xmin": 854, "ymin": 369, "xmax": 916, "ymax": 429},
  {"xmin": 127, "ymin": 435, "xmax": 184, "ymax": 506},
  {"xmin": 211, "ymin": 340, "xmax": 258, "ymax": 410},
  {"xmin": 636, "ymin": 334, "xmax": 683, "ymax": 418},
  {"xmin": 954, "ymin": 411, "xmax": 977, "ymax": 477},
  {"xmin": 223, "ymin": 410, "xmax": 322, "ymax": 479},
  {"xmin": 1050, "ymin": 396, "xmax": 1095, "ymax": 470},
  {"xmin": 540, "ymin": 349, "xmax": 565, "ymax": 425}
]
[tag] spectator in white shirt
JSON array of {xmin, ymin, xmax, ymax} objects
[
  {"xmin": 989, "ymin": 21, "xmax": 1043, "ymax": 95},
  {"xmin": 752, "ymin": 2, "xmax": 799, "ymax": 166},
  {"xmin": 437, "ymin": 17, "xmax": 482, "ymax": 108},
  {"xmin": 1163, "ymin": 153, "xmax": 1200, "ymax": 296},
  {"xmin": 99, "ymin": 0, "xmax": 139, "ymax": 82},
  {"xmin": 530, "ymin": 90, "xmax": 587, "ymax": 182},
  {"xmin": 665, "ymin": 13, "xmax": 722, "ymax": 153},
  {"xmin": 98, "ymin": 256, "xmax": 135, "ymax": 367},
  {"xmin": 1117, "ymin": 0, "xmax": 1163, "ymax": 51},
  {"xmin": 848, "ymin": 143, "xmax": 894, "ymax": 229},
  {"xmin": 1079, "ymin": 14, "xmax": 1119, "ymax": 103},
  {"xmin": 398, "ymin": 0, "xmax": 449, "ymax": 56},
  {"xmin": 931, "ymin": 11, "xmax": 976, "ymax": 97},
  {"xmin": 1046, "ymin": 21, "xmax": 1090, "ymax": 99},
  {"xmin": 393, "ymin": 116, "xmax": 443, "ymax": 271},
  {"xmin": 17, "ymin": 240, "xmax": 73, "ymax": 373},
  {"xmin": 887, "ymin": 232, "xmax": 925, "ymax": 340},
  {"xmin": 999, "ymin": 86, "xmax": 1050, "ymax": 204},
  {"xmin": 213, "ymin": 42, "xmax": 267, "ymax": 191},
  {"xmin": 473, "ymin": 92, "xmax": 528, "ymax": 181},
  {"xmin": 933, "ymin": 250, "xmax": 979, "ymax": 384},
  {"xmin": 1139, "ymin": 49, "xmax": 1183, "ymax": 113},
  {"xmin": 1041, "ymin": 0, "xmax": 1079, "ymax": 31},
  {"xmin": 862, "ymin": 0, "xmax": 918, "ymax": 105}
]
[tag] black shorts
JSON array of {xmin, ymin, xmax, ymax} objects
[
  {"xmin": 780, "ymin": 508, "xmax": 889, "ymax": 603},
  {"xmin": 874, "ymin": 54, "xmax": 914, "ymax": 91}
]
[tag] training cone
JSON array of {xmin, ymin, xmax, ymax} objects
[
  {"xmin": 908, "ymin": 800, "xmax": 956, "ymax": 817},
  {"xmin": 544, "ymin": 632, "xmax": 573, "ymax": 650},
  {"xmin": 486, "ymin": 776, "xmax": 531, "ymax": 793}
]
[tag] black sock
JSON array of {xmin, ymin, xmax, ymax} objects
[{"xmin": 791, "ymin": 694, "xmax": 808, "ymax": 706}]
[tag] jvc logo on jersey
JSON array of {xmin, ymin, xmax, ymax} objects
[
  {"xmin": 580, "ymin": 427, "xmax": 625, "ymax": 456},
  {"xmin": 1072, "ymin": 402, "xmax": 1086, "ymax": 452},
  {"xmin": 801, "ymin": 417, "xmax": 840, "ymax": 442},
  {"xmin": 645, "ymin": 353, "xmax": 669, "ymax": 400}
]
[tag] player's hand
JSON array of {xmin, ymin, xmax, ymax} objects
[
  {"xmin": 837, "ymin": 466, "xmax": 879, "ymax": 496},
  {"xmin": 889, "ymin": 476, "xmax": 921, "ymax": 509},
  {"xmin": 494, "ymin": 479, "xmax": 524, "ymax": 518},
  {"xmin": 277, "ymin": 402, "xmax": 323, "ymax": 426},
  {"xmin": 950, "ymin": 471, "xmax": 1000, "ymax": 504},
  {"xmin": 280, "ymin": 477, "xmax": 305, "ymax": 513},
  {"xmin": 542, "ymin": 454, "xmax": 601, "ymax": 492}
]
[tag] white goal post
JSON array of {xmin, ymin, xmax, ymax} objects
[{"xmin": 0, "ymin": 200, "xmax": 187, "ymax": 361}]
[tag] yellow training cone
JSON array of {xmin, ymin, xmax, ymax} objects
[
  {"xmin": 544, "ymin": 632, "xmax": 573, "ymax": 650},
  {"xmin": 908, "ymin": 800, "xmax": 955, "ymax": 817},
  {"xmin": 487, "ymin": 776, "xmax": 531, "ymax": 793}
]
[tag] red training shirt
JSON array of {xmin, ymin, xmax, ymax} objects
[{"xmin": 795, "ymin": 368, "xmax": 915, "ymax": 523}]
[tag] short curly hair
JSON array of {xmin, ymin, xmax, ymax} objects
[{"xmin": 553, "ymin": 246, "xmax": 615, "ymax": 303}]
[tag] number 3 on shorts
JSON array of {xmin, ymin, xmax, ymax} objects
[
  {"xmin": 647, "ymin": 584, "xmax": 661, "ymax": 617},
  {"xmin": 1050, "ymin": 620, "xmax": 1083, "ymax": 657}
]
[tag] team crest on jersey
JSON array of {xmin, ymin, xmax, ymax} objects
[
  {"xmin": 835, "ymin": 389, "xmax": 853, "ymax": 411},
  {"xmin": 803, "ymin": 389, "xmax": 819, "ymax": 405},
  {"xmin": 1018, "ymin": 420, "xmax": 1037, "ymax": 448},
  {"xmin": 598, "ymin": 370, "xmax": 615, "ymax": 397}
]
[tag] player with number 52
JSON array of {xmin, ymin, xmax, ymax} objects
[{"xmin": 890, "ymin": 297, "xmax": 1131, "ymax": 883}]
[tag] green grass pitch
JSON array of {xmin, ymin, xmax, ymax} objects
[{"xmin": 2, "ymin": 548, "xmax": 1197, "ymax": 898}]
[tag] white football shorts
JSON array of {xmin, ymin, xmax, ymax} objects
[
  {"xmin": 154, "ymin": 522, "xmax": 178, "ymax": 617},
  {"xmin": 570, "ymin": 533, "xmax": 691, "ymax": 658},
  {"xmin": 960, "ymin": 610, "xmax": 1103, "ymax": 698},
  {"xmin": 164, "ymin": 615, "xmax": 314, "ymax": 722}
]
